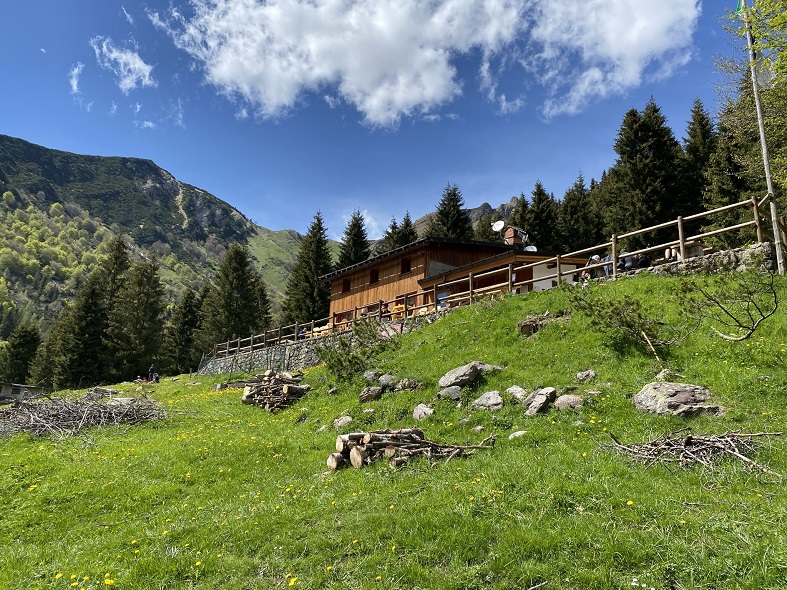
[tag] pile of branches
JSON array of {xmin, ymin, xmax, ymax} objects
[
  {"xmin": 328, "ymin": 427, "xmax": 495, "ymax": 470},
  {"xmin": 240, "ymin": 370, "xmax": 311, "ymax": 411},
  {"xmin": 0, "ymin": 390, "xmax": 166, "ymax": 438},
  {"xmin": 607, "ymin": 429, "xmax": 782, "ymax": 476}
]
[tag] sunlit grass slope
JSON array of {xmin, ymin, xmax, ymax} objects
[{"xmin": 1, "ymin": 273, "xmax": 786, "ymax": 589}]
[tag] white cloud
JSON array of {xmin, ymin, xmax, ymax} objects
[
  {"xmin": 89, "ymin": 36, "xmax": 158, "ymax": 94},
  {"xmin": 149, "ymin": 0, "xmax": 700, "ymax": 124},
  {"xmin": 41, "ymin": 48, "xmax": 46, "ymax": 54},
  {"xmin": 136, "ymin": 120, "xmax": 157, "ymax": 129},
  {"xmin": 133, "ymin": 102, "xmax": 142, "ymax": 114},
  {"xmin": 109, "ymin": 101, "xmax": 118, "ymax": 115},
  {"xmin": 122, "ymin": 6, "xmax": 134, "ymax": 25},
  {"xmin": 69, "ymin": 62, "xmax": 84, "ymax": 95},
  {"xmin": 168, "ymin": 98, "xmax": 186, "ymax": 128}
]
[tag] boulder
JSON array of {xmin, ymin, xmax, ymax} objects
[
  {"xmin": 576, "ymin": 370, "xmax": 596, "ymax": 382},
  {"xmin": 523, "ymin": 387, "xmax": 557, "ymax": 415},
  {"xmin": 471, "ymin": 425, "xmax": 485, "ymax": 432},
  {"xmin": 437, "ymin": 386, "xmax": 462, "ymax": 401},
  {"xmin": 359, "ymin": 386, "xmax": 383, "ymax": 403},
  {"xmin": 506, "ymin": 385, "xmax": 528, "ymax": 401},
  {"xmin": 555, "ymin": 394, "xmax": 583, "ymax": 411},
  {"xmin": 394, "ymin": 378, "xmax": 420, "ymax": 391},
  {"xmin": 508, "ymin": 430, "xmax": 527, "ymax": 440},
  {"xmin": 413, "ymin": 404, "xmax": 434, "ymax": 421},
  {"xmin": 437, "ymin": 361, "xmax": 503, "ymax": 388},
  {"xmin": 633, "ymin": 382, "xmax": 726, "ymax": 417},
  {"xmin": 378, "ymin": 374, "xmax": 397, "ymax": 390},
  {"xmin": 333, "ymin": 416, "xmax": 353, "ymax": 430},
  {"xmin": 471, "ymin": 390, "xmax": 503, "ymax": 411},
  {"xmin": 363, "ymin": 370, "xmax": 382, "ymax": 383}
]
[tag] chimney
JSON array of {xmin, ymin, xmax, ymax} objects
[{"xmin": 504, "ymin": 226, "xmax": 523, "ymax": 246}]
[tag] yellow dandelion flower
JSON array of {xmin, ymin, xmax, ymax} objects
[
  {"xmin": 195, "ymin": 561, "xmax": 201, "ymax": 566},
  {"xmin": 104, "ymin": 580, "xmax": 115, "ymax": 586},
  {"xmin": 389, "ymin": 504, "xmax": 394, "ymax": 509},
  {"xmin": 131, "ymin": 539, "xmax": 137, "ymax": 544},
  {"xmin": 376, "ymin": 576, "xmax": 382, "ymax": 581},
  {"xmin": 326, "ymin": 565, "xmax": 332, "ymax": 571},
  {"xmin": 391, "ymin": 545, "xmax": 396, "ymax": 552},
  {"xmin": 71, "ymin": 583, "xmax": 78, "ymax": 587},
  {"xmin": 627, "ymin": 500, "xmax": 634, "ymax": 506},
  {"xmin": 55, "ymin": 573, "xmax": 64, "ymax": 579},
  {"xmin": 288, "ymin": 577, "xmax": 297, "ymax": 586}
]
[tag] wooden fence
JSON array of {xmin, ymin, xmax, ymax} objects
[{"xmin": 207, "ymin": 195, "xmax": 784, "ymax": 360}]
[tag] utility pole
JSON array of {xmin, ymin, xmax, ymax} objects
[{"xmin": 740, "ymin": 0, "xmax": 785, "ymax": 274}]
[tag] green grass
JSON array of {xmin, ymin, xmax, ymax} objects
[{"xmin": 1, "ymin": 273, "xmax": 786, "ymax": 589}]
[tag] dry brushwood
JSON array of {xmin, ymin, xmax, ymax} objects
[
  {"xmin": 326, "ymin": 427, "xmax": 495, "ymax": 470},
  {"xmin": 606, "ymin": 429, "xmax": 782, "ymax": 476},
  {"xmin": 0, "ymin": 390, "xmax": 166, "ymax": 439},
  {"xmin": 240, "ymin": 370, "xmax": 310, "ymax": 411}
]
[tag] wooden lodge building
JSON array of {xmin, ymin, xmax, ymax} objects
[{"xmin": 323, "ymin": 227, "xmax": 588, "ymax": 326}]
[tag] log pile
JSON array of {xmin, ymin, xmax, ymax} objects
[
  {"xmin": 327, "ymin": 427, "xmax": 496, "ymax": 470},
  {"xmin": 240, "ymin": 370, "xmax": 311, "ymax": 411},
  {"xmin": 0, "ymin": 391, "xmax": 165, "ymax": 438},
  {"xmin": 607, "ymin": 429, "xmax": 782, "ymax": 475}
]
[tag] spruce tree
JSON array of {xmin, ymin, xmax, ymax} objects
[
  {"xmin": 105, "ymin": 258, "xmax": 166, "ymax": 381},
  {"xmin": 380, "ymin": 212, "xmax": 419, "ymax": 253},
  {"xmin": 162, "ymin": 290, "xmax": 202, "ymax": 375},
  {"xmin": 681, "ymin": 98, "xmax": 718, "ymax": 217},
  {"xmin": 1, "ymin": 323, "xmax": 40, "ymax": 383},
  {"xmin": 282, "ymin": 212, "xmax": 333, "ymax": 325},
  {"xmin": 557, "ymin": 173, "xmax": 599, "ymax": 252},
  {"xmin": 29, "ymin": 306, "xmax": 74, "ymax": 389},
  {"xmin": 398, "ymin": 212, "xmax": 418, "ymax": 245},
  {"xmin": 473, "ymin": 213, "xmax": 499, "ymax": 242},
  {"xmin": 337, "ymin": 210, "xmax": 370, "ymax": 269},
  {"xmin": 200, "ymin": 243, "xmax": 272, "ymax": 346},
  {"xmin": 523, "ymin": 181, "xmax": 560, "ymax": 250},
  {"xmin": 380, "ymin": 217, "xmax": 401, "ymax": 253},
  {"xmin": 508, "ymin": 193, "xmax": 529, "ymax": 232},
  {"xmin": 425, "ymin": 183, "xmax": 474, "ymax": 240}
]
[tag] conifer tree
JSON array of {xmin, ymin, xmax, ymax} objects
[
  {"xmin": 29, "ymin": 306, "xmax": 73, "ymax": 389},
  {"xmin": 557, "ymin": 173, "xmax": 599, "ymax": 251},
  {"xmin": 425, "ymin": 183, "xmax": 474, "ymax": 240},
  {"xmin": 105, "ymin": 258, "xmax": 166, "ymax": 381},
  {"xmin": 380, "ymin": 217, "xmax": 401, "ymax": 253},
  {"xmin": 102, "ymin": 236, "xmax": 130, "ymax": 306},
  {"xmin": 473, "ymin": 213, "xmax": 499, "ymax": 242},
  {"xmin": 380, "ymin": 211, "xmax": 419, "ymax": 253},
  {"xmin": 508, "ymin": 193, "xmax": 529, "ymax": 232},
  {"xmin": 0, "ymin": 323, "xmax": 40, "ymax": 383},
  {"xmin": 162, "ymin": 290, "xmax": 202, "ymax": 375},
  {"xmin": 681, "ymin": 98, "xmax": 718, "ymax": 216},
  {"xmin": 282, "ymin": 212, "xmax": 333, "ymax": 324},
  {"xmin": 523, "ymin": 181, "xmax": 560, "ymax": 251},
  {"xmin": 337, "ymin": 210, "xmax": 370, "ymax": 269},
  {"xmin": 398, "ymin": 212, "xmax": 418, "ymax": 245}
]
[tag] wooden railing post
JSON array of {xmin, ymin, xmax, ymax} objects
[
  {"xmin": 677, "ymin": 216, "xmax": 686, "ymax": 261},
  {"xmin": 752, "ymin": 196, "xmax": 764, "ymax": 243},
  {"xmin": 249, "ymin": 333, "xmax": 254, "ymax": 353},
  {"xmin": 508, "ymin": 263, "xmax": 514, "ymax": 293},
  {"xmin": 469, "ymin": 273, "xmax": 474, "ymax": 304},
  {"xmin": 432, "ymin": 286, "xmax": 437, "ymax": 311},
  {"xmin": 555, "ymin": 255, "xmax": 562, "ymax": 285},
  {"xmin": 293, "ymin": 322, "xmax": 299, "ymax": 341},
  {"xmin": 225, "ymin": 340, "xmax": 230, "ymax": 357},
  {"xmin": 611, "ymin": 234, "xmax": 618, "ymax": 279}
]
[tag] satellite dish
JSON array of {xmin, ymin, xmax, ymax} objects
[
  {"xmin": 491, "ymin": 220, "xmax": 505, "ymax": 232},
  {"xmin": 523, "ymin": 245, "xmax": 537, "ymax": 252}
]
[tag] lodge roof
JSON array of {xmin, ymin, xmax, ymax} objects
[{"xmin": 321, "ymin": 237, "xmax": 516, "ymax": 281}]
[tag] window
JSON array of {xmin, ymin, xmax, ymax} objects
[
  {"xmin": 370, "ymin": 268, "xmax": 379, "ymax": 284},
  {"xmin": 342, "ymin": 278, "xmax": 351, "ymax": 293},
  {"xmin": 400, "ymin": 257, "xmax": 411, "ymax": 274}
]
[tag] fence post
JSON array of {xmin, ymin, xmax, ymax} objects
[
  {"xmin": 508, "ymin": 263, "xmax": 514, "ymax": 293},
  {"xmin": 432, "ymin": 286, "xmax": 437, "ymax": 311},
  {"xmin": 555, "ymin": 255, "xmax": 562, "ymax": 285},
  {"xmin": 469, "ymin": 273, "xmax": 474, "ymax": 304},
  {"xmin": 277, "ymin": 325, "xmax": 282, "ymax": 344},
  {"xmin": 225, "ymin": 340, "xmax": 230, "ymax": 357},
  {"xmin": 611, "ymin": 234, "xmax": 618, "ymax": 279},
  {"xmin": 677, "ymin": 216, "xmax": 686, "ymax": 261},
  {"xmin": 751, "ymin": 196, "xmax": 764, "ymax": 243}
]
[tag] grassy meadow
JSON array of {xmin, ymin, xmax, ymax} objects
[{"xmin": 1, "ymin": 272, "xmax": 786, "ymax": 589}]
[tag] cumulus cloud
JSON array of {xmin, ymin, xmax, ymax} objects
[
  {"xmin": 69, "ymin": 62, "xmax": 84, "ymax": 94},
  {"xmin": 89, "ymin": 36, "xmax": 157, "ymax": 94},
  {"xmin": 149, "ymin": 0, "xmax": 700, "ymax": 124}
]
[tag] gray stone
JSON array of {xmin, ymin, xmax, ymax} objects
[
  {"xmin": 506, "ymin": 385, "xmax": 528, "ymax": 401},
  {"xmin": 106, "ymin": 397, "xmax": 135, "ymax": 406},
  {"xmin": 213, "ymin": 382, "xmax": 227, "ymax": 390},
  {"xmin": 576, "ymin": 370, "xmax": 596, "ymax": 382},
  {"xmin": 394, "ymin": 378, "xmax": 420, "ymax": 391},
  {"xmin": 359, "ymin": 386, "xmax": 383, "ymax": 402},
  {"xmin": 413, "ymin": 404, "xmax": 434, "ymax": 420},
  {"xmin": 363, "ymin": 370, "xmax": 382, "ymax": 383},
  {"xmin": 508, "ymin": 430, "xmax": 527, "ymax": 440},
  {"xmin": 333, "ymin": 416, "xmax": 353, "ymax": 430},
  {"xmin": 524, "ymin": 387, "xmax": 557, "ymax": 415},
  {"xmin": 378, "ymin": 374, "xmax": 397, "ymax": 390},
  {"xmin": 437, "ymin": 361, "xmax": 503, "ymax": 388},
  {"xmin": 471, "ymin": 390, "xmax": 503, "ymax": 411},
  {"xmin": 437, "ymin": 386, "xmax": 462, "ymax": 401},
  {"xmin": 555, "ymin": 394, "xmax": 584, "ymax": 411},
  {"xmin": 471, "ymin": 425, "xmax": 485, "ymax": 432},
  {"xmin": 633, "ymin": 382, "xmax": 726, "ymax": 417}
]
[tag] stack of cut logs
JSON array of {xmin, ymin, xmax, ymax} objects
[
  {"xmin": 328, "ymin": 427, "xmax": 495, "ymax": 470},
  {"xmin": 240, "ymin": 370, "xmax": 311, "ymax": 411}
]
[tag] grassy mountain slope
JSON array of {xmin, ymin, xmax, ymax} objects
[
  {"xmin": 1, "ymin": 272, "xmax": 785, "ymax": 589},
  {"xmin": 0, "ymin": 134, "xmax": 313, "ymax": 326}
]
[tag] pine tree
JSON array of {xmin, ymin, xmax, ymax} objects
[
  {"xmin": 523, "ymin": 181, "xmax": 560, "ymax": 250},
  {"xmin": 473, "ymin": 213, "xmax": 499, "ymax": 242},
  {"xmin": 282, "ymin": 212, "xmax": 333, "ymax": 325},
  {"xmin": 398, "ymin": 212, "xmax": 418, "ymax": 245},
  {"xmin": 105, "ymin": 258, "xmax": 166, "ymax": 381},
  {"xmin": 380, "ymin": 217, "xmax": 401, "ymax": 253},
  {"xmin": 29, "ymin": 306, "xmax": 74, "ymax": 389},
  {"xmin": 337, "ymin": 210, "xmax": 370, "ymax": 269},
  {"xmin": 102, "ymin": 236, "xmax": 130, "ymax": 306},
  {"xmin": 162, "ymin": 290, "xmax": 202, "ymax": 375},
  {"xmin": 681, "ymin": 98, "xmax": 718, "ymax": 216},
  {"xmin": 200, "ymin": 243, "xmax": 272, "ymax": 346},
  {"xmin": 1, "ymin": 323, "xmax": 40, "ymax": 383},
  {"xmin": 508, "ymin": 193, "xmax": 529, "ymax": 231},
  {"xmin": 557, "ymin": 173, "xmax": 599, "ymax": 251},
  {"xmin": 425, "ymin": 183, "xmax": 474, "ymax": 240}
]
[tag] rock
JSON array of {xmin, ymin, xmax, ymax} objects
[
  {"xmin": 437, "ymin": 386, "xmax": 462, "ymax": 401},
  {"xmin": 213, "ymin": 383, "xmax": 227, "ymax": 391},
  {"xmin": 359, "ymin": 386, "xmax": 383, "ymax": 403},
  {"xmin": 394, "ymin": 378, "xmax": 420, "ymax": 391},
  {"xmin": 333, "ymin": 416, "xmax": 353, "ymax": 430},
  {"xmin": 633, "ymin": 382, "xmax": 726, "ymax": 417},
  {"xmin": 517, "ymin": 318, "xmax": 540, "ymax": 337},
  {"xmin": 508, "ymin": 430, "xmax": 527, "ymax": 440},
  {"xmin": 327, "ymin": 387, "xmax": 338, "ymax": 395},
  {"xmin": 576, "ymin": 370, "xmax": 596, "ymax": 382},
  {"xmin": 523, "ymin": 387, "xmax": 557, "ymax": 415},
  {"xmin": 413, "ymin": 404, "xmax": 434, "ymax": 420},
  {"xmin": 471, "ymin": 425, "xmax": 485, "ymax": 432},
  {"xmin": 363, "ymin": 370, "xmax": 382, "ymax": 383},
  {"xmin": 185, "ymin": 382, "xmax": 201, "ymax": 386},
  {"xmin": 363, "ymin": 408, "xmax": 375, "ymax": 414},
  {"xmin": 437, "ymin": 361, "xmax": 503, "ymax": 388},
  {"xmin": 106, "ymin": 397, "xmax": 135, "ymax": 406},
  {"xmin": 90, "ymin": 387, "xmax": 118, "ymax": 397},
  {"xmin": 555, "ymin": 394, "xmax": 584, "ymax": 411},
  {"xmin": 471, "ymin": 391, "xmax": 503, "ymax": 411},
  {"xmin": 378, "ymin": 374, "xmax": 397, "ymax": 390},
  {"xmin": 506, "ymin": 385, "xmax": 528, "ymax": 401}
]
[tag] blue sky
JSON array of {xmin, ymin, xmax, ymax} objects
[{"xmin": 1, "ymin": 1, "xmax": 744, "ymax": 239}]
